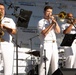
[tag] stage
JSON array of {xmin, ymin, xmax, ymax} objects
[{"xmin": 0, "ymin": 68, "xmax": 76, "ymax": 75}]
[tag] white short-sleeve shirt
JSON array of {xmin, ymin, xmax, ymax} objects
[
  {"xmin": 37, "ymin": 18, "xmax": 56, "ymax": 42},
  {"xmin": 1, "ymin": 17, "xmax": 16, "ymax": 42},
  {"xmin": 61, "ymin": 23, "xmax": 76, "ymax": 34}
]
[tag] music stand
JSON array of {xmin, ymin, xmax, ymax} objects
[
  {"xmin": 12, "ymin": 9, "xmax": 32, "ymax": 75},
  {"xmin": 60, "ymin": 34, "xmax": 76, "ymax": 46},
  {"xmin": 17, "ymin": 9, "xmax": 32, "ymax": 28}
]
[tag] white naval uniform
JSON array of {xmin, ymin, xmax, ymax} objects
[
  {"xmin": 61, "ymin": 23, "xmax": 76, "ymax": 68},
  {"xmin": 0, "ymin": 17, "xmax": 16, "ymax": 75},
  {"xmin": 37, "ymin": 19, "xmax": 59, "ymax": 75}
]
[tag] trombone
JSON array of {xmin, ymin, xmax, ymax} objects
[{"xmin": 53, "ymin": 11, "xmax": 76, "ymax": 24}]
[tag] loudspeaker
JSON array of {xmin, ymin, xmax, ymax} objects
[
  {"xmin": 52, "ymin": 68, "xmax": 63, "ymax": 75},
  {"xmin": 61, "ymin": 68, "xmax": 76, "ymax": 75}
]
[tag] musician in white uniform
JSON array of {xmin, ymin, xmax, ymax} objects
[
  {"xmin": 61, "ymin": 13, "xmax": 76, "ymax": 68},
  {"xmin": 0, "ymin": 3, "xmax": 16, "ymax": 75},
  {"xmin": 37, "ymin": 6, "xmax": 60, "ymax": 75}
]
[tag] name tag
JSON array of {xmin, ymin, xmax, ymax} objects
[{"xmin": 4, "ymin": 21, "xmax": 10, "ymax": 23}]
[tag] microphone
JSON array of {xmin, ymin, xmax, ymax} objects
[{"xmin": 8, "ymin": 3, "xmax": 13, "ymax": 9}]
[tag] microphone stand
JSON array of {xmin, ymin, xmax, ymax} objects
[
  {"xmin": 11, "ymin": 5, "xmax": 20, "ymax": 75},
  {"xmin": 43, "ymin": 49, "xmax": 47, "ymax": 75},
  {"xmin": 14, "ymin": 7, "xmax": 19, "ymax": 75}
]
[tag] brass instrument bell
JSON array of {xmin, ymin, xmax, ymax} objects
[
  {"xmin": 0, "ymin": 12, "xmax": 4, "ymax": 39},
  {"xmin": 58, "ymin": 11, "xmax": 67, "ymax": 19},
  {"xmin": 53, "ymin": 11, "xmax": 67, "ymax": 22}
]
